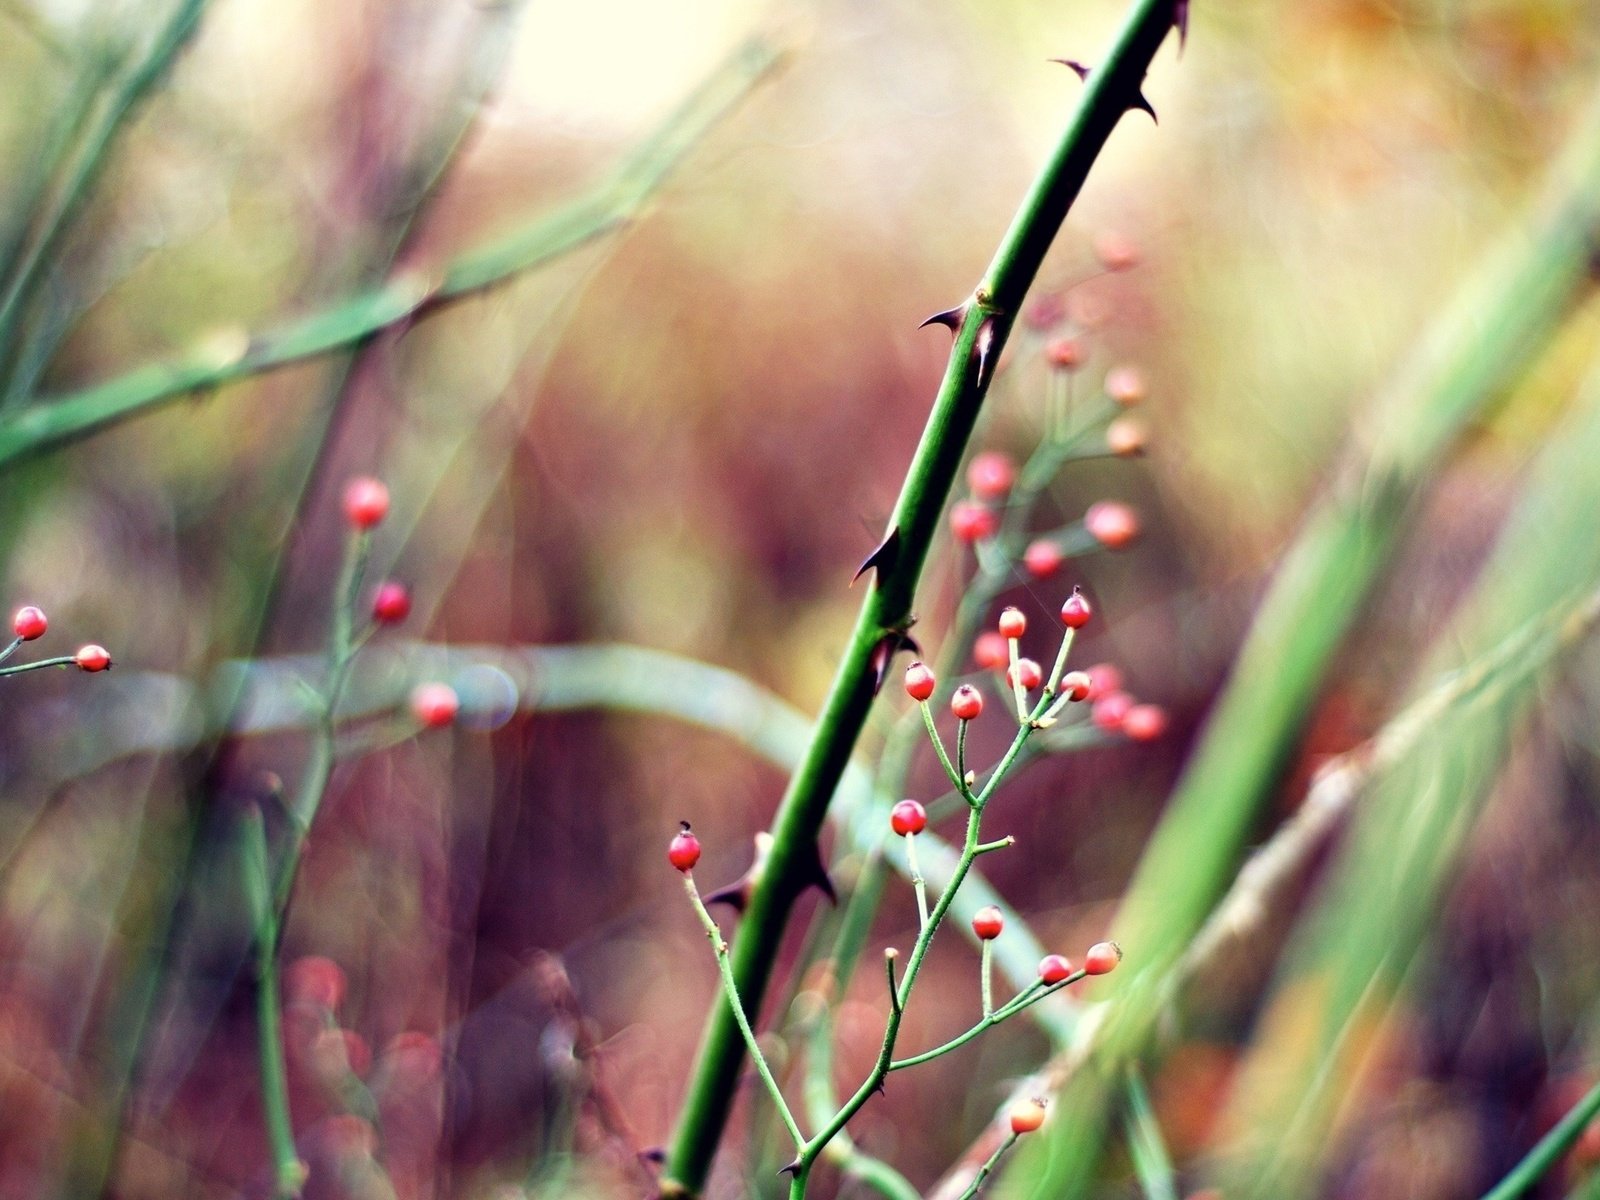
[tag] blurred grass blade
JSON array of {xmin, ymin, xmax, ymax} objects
[
  {"xmin": 1483, "ymin": 1076, "xmax": 1600, "ymax": 1200},
  {"xmin": 1125, "ymin": 1067, "xmax": 1179, "ymax": 1200}
]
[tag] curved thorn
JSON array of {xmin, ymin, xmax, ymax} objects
[
  {"xmin": 798, "ymin": 838, "xmax": 837, "ymax": 905},
  {"xmin": 1175, "ymin": 0, "xmax": 1190, "ymax": 51},
  {"xmin": 919, "ymin": 303, "xmax": 965, "ymax": 333},
  {"xmin": 854, "ymin": 526, "xmax": 901, "ymax": 584},
  {"xmin": 1049, "ymin": 58, "xmax": 1091, "ymax": 81},
  {"xmin": 1131, "ymin": 91, "xmax": 1158, "ymax": 123},
  {"xmin": 778, "ymin": 1159, "xmax": 803, "ymax": 1178}
]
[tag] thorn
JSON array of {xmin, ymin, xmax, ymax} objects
[
  {"xmin": 705, "ymin": 831, "xmax": 774, "ymax": 912},
  {"xmin": 868, "ymin": 630, "xmax": 921, "ymax": 695},
  {"xmin": 873, "ymin": 1079, "xmax": 887, "ymax": 1097},
  {"xmin": 854, "ymin": 527, "xmax": 900, "ymax": 585},
  {"xmin": 920, "ymin": 304, "xmax": 965, "ymax": 334},
  {"xmin": 779, "ymin": 1159, "xmax": 803, "ymax": 1178},
  {"xmin": 1048, "ymin": 58, "xmax": 1091, "ymax": 81},
  {"xmin": 639, "ymin": 1147, "xmax": 666, "ymax": 1167},
  {"xmin": 1175, "ymin": 0, "xmax": 1190, "ymax": 51},
  {"xmin": 1131, "ymin": 91, "xmax": 1158, "ymax": 123},
  {"xmin": 797, "ymin": 838, "xmax": 837, "ymax": 905},
  {"xmin": 972, "ymin": 316, "xmax": 998, "ymax": 390}
]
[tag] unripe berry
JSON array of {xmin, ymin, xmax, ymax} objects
[
  {"xmin": 1123, "ymin": 703, "xmax": 1169, "ymax": 742},
  {"xmin": 1007, "ymin": 658, "xmax": 1042, "ymax": 691},
  {"xmin": 950, "ymin": 684, "xmax": 983, "ymax": 721},
  {"xmin": 950, "ymin": 501, "xmax": 998, "ymax": 544},
  {"xmin": 1085, "ymin": 662, "xmax": 1124, "ymax": 701},
  {"xmin": 1058, "ymin": 671, "xmax": 1092, "ymax": 702},
  {"xmin": 1085, "ymin": 501, "xmax": 1141, "ymax": 551},
  {"xmin": 904, "ymin": 661, "xmax": 936, "ymax": 702},
  {"xmin": 1106, "ymin": 414, "xmax": 1148, "ymax": 457},
  {"xmin": 972, "ymin": 905, "xmax": 1004, "ymax": 940},
  {"xmin": 1092, "ymin": 691, "xmax": 1134, "ymax": 732},
  {"xmin": 1045, "ymin": 337, "xmax": 1084, "ymax": 371},
  {"xmin": 890, "ymin": 799, "xmax": 928, "ymax": 837},
  {"xmin": 967, "ymin": 451, "xmax": 1016, "ymax": 501},
  {"xmin": 1023, "ymin": 539, "xmax": 1064, "ymax": 579},
  {"xmin": 668, "ymin": 822, "xmax": 701, "ymax": 871},
  {"xmin": 12, "ymin": 606, "xmax": 47, "ymax": 641},
  {"xmin": 1084, "ymin": 941, "xmax": 1122, "ymax": 975},
  {"xmin": 410, "ymin": 682, "xmax": 459, "ymax": 728},
  {"xmin": 1008, "ymin": 1097, "xmax": 1047, "ymax": 1135},
  {"xmin": 371, "ymin": 581, "xmax": 411, "ymax": 624},
  {"xmin": 1060, "ymin": 588, "xmax": 1093, "ymax": 628},
  {"xmin": 1104, "ymin": 365, "xmax": 1146, "ymax": 406},
  {"xmin": 973, "ymin": 631, "xmax": 1009, "ymax": 672},
  {"xmin": 343, "ymin": 477, "xmax": 390, "ymax": 530},
  {"xmin": 74, "ymin": 644, "xmax": 112, "ymax": 672},
  {"xmin": 1038, "ymin": 954, "xmax": 1074, "ymax": 985},
  {"xmin": 1094, "ymin": 230, "xmax": 1141, "ymax": 272},
  {"xmin": 998, "ymin": 607, "xmax": 1026, "ymax": 640}
]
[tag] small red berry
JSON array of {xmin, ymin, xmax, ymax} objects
[
  {"xmin": 998, "ymin": 607, "xmax": 1027, "ymax": 640},
  {"xmin": 1007, "ymin": 658, "xmax": 1043, "ymax": 691},
  {"xmin": 1045, "ymin": 337, "xmax": 1084, "ymax": 370},
  {"xmin": 1105, "ymin": 365, "xmax": 1146, "ymax": 406},
  {"xmin": 1092, "ymin": 691, "xmax": 1134, "ymax": 732},
  {"xmin": 1009, "ymin": 1097, "xmax": 1047, "ymax": 1134},
  {"xmin": 284, "ymin": 956, "xmax": 348, "ymax": 1012},
  {"xmin": 1106, "ymin": 415, "xmax": 1148, "ymax": 457},
  {"xmin": 904, "ymin": 661, "xmax": 937, "ymax": 702},
  {"xmin": 1123, "ymin": 703, "xmax": 1169, "ymax": 742},
  {"xmin": 12, "ymin": 606, "xmax": 47, "ymax": 641},
  {"xmin": 890, "ymin": 799, "xmax": 928, "ymax": 837},
  {"xmin": 972, "ymin": 906, "xmax": 1004, "ymax": 940},
  {"xmin": 1038, "ymin": 954, "xmax": 1074, "ymax": 985},
  {"xmin": 1085, "ymin": 501, "xmax": 1141, "ymax": 551},
  {"xmin": 950, "ymin": 684, "xmax": 983, "ymax": 721},
  {"xmin": 1085, "ymin": 663, "xmax": 1124, "ymax": 701},
  {"xmin": 1058, "ymin": 671, "xmax": 1092, "ymax": 702},
  {"xmin": 1060, "ymin": 588, "xmax": 1093, "ymax": 628},
  {"xmin": 343, "ymin": 477, "xmax": 390, "ymax": 530},
  {"xmin": 1023, "ymin": 294, "xmax": 1066, "ymax": 331},
  {"xmin": 74, "ymin": 644, "xmax": 112, "ymax": 672},
  {"xmin": 967, "ymin": 451, "xmax": 1016, "ymax": 501},
  {"xmin": 668, "ymin": 822, "xmax": 701, "ymax": 872},
  {"xmin": 950, "ymin": 500, "xmax": 998, "ymax": 544},
  {"xmin": 1094, "ymin": 230, "xmax": 1141, "ymax": 272},
  {"xmin": 410, "ymin": 682, "xmax": 458, "ymax": 728},
  {"xmin": 1023, "ymin": 539, "xmax": 1065, "ymax": 579},
  {"xmin": 1084, "ymin": 941, "xmax": 1123, "ymax": 975},
  {"xmin": 371, "ymin": 581, "xmax": 411, "ymax": 624},
  {"xmin": 973, "ymin": 631, "xmax": 1009, "ymax": 672}
]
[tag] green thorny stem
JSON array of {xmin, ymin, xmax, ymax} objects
[
  {"xmin": 660, "ymin": 4, "xmax": 1182, "ymax": 1192},
  {"xmin": 958, "ymin": 1131, "xmax": 1022, "ymax": 1200}
]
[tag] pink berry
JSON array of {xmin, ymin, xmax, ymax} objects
[
  {"xmin": 1084, "ymin": 941, "xmax": 1123, "ymax": 975},
  {"xmin": 998, "ymin": 607, "xmax": 1026, "ymax": 640},
  {"xmin": 973, "ymin": 631, "xmax": 1009, "ymax": 672},
  {"xmin": 343, "ymin": 477, "xmax": 390, "ymax": 530},
  {"xmin": 1038, "ymin": 954, "xmax": 1074, "ymax": 984},
  {"xmin": 950, "ymin": 501, "xmax": 998, "ymax": 544},
  {"xmin": 1123, "ymin": 703, "xmax": 1169, "ymax": 742},
  {"xmin": 1085, "ymin": 663, "xmax": 1124, "ymax": 701},
  {"xmin": 967, "ymin": 451, "xmax": 1016, "ymax": 501},
  {"xmin": 668, "ymin": 822, "xmax": 701, "ymax": 871},
  {"xmin": 284, "ymin": 956, "xmax": 348, "ymax": 1012},
  {"xmin": 1085, "ymin": 501, "xmax": 1141, "ymax": 551},
  {"xmin": 950, "ymin": 684, "xmax": 983, "ymax": 722},
  {"xmin": 410, "ymin": 682, "xmax": 458, "ymax": 728},
  {"xmin": 1023, "ymin": 294, "xmax": 1066, "ymax": 331},
  {"xmin": 12, "ymin": 606, "xmax": 47, "ymax": 641},
  {"xmin": 972, "ymin": 906, "xmax": 1004, "ymax": 940},
  {"xmin": 371, "ymin": 581, "xmax": 411, "ymax": 624},
  {"xmin": 74, "ymin": 644, "xmax": 112, "ymax": 672},
  {"xmin": 890, "ymin": 800, "xmax": 928, "ymax": 837},
  {"xmin": 1092, "ymin": 691, "xmax": 1134, "ymax": 732},
  {"xmin": 1105, "ymin": 365, "xmax": 1146, "ymax": 406},
  {"xmin": 1007, "ymin": 658, "xmax": 1043, "ymax": 691},
  {"xmin": 1009, "ymin": 1098, "xmax": 1047, "ymax": 1134},
  {"xmin": 904, "ymin": 661, "xmax": 936, "ymax": 702},
  {"xmin": 1024, "ymin": 539, "xmax": 1065, "ymax": 579},
  {"xmin": 1045, "ymin": 337, "xmax": 1084, "ymax": 370},
  {"xmin": 1058, "ymin": 671, "xmax": 1092, "ymax": 702},
  {"xmin": 1060, "ymin": 588, "xmax": 1093, "ymax": 628},
  {"xmin": 1106, "ymin": 415, "xmax": 1148, "ymax": 457},
  {"xmin": 1094, "ymin": 230, "xmax": 1140, "ymax": 272}
]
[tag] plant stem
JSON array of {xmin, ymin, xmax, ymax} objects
[
  {"xmin": 957, "ymin": 1131, "xmax": 1020, "ymax": 1200},
  {"xmin": 0, "ymin": 654, "xmax": 78, "ymax": 676},
  {"xmin": 905, "ymin": 834, "xmax": 930, "ymax": 929}
]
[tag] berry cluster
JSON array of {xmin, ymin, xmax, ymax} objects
[{"xmin": 0, "ymin": 604, "xmax": 111, "ymax": 679}]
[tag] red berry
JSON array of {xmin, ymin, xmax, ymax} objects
[
  {"xmin": 1023, "ymin": 294, "xmax": 1066, "ymax": 331},
  {"xmin": 668, "ymin": 822, "xmax": 701, "ymax": 871},
  {"xmin": 972, "ymin": 905, "xmax": 1004, "ymax": 940},
  {"xmin": 1060, "ymin": 588, "xmax": 1093, "ymax": 628},
  {"xmin": 1085, "ymin": 663, "xmax": 1124, "ymax": 701},
  {"xmin": 284, "ymin": 956, "xmax": 348, "ymax": 1012},
  {"xmin": 1084, "ymin": 941, "xmax": 1122, "ymax": 975},
  {"xmin": 1085, "ymin": 501, "xmax": 1141, "ymax": 550},
  {"xmin": 1058, "ymin": 671, "xmax": 1092, "ymax": 702},
  {"xmin": 967, "ymin": 451, "xmax": 1016, "ymax": 501},
  {"xmin": 950, "ymin": 684, "xmax": 983, "ymax": 722},
  {"xmin": 343, "ymin": 477, "xmax": 390, "ymax": 530},
  {"xmin": 998, "ymin": 607, "xmax": 1027, "ymax": 640},
  {"xmin": 1106, "ymin": 415, "xmax": 1148, "ymax": 457},
  {"xmin": 1024, "ymin": 539, "xmax": 1064, "ymax": 579},
  {"xmin": 12, "ymin": 606, "xmax": 47, "ymax": 641},
  {"xmin": 1123, "ymin": 703, "xmax": 1169, "ymax": 742},
  {"xmin": 1094, "ymin": 230, "xmax": 1141, "ymax": 272},
  {"xmin": 1038, "ymin": 954, "xmax": 1074, "ymax": 984},
  {"xmin": 74, "ymin": 644, "xmax": 112, "ymax": 672},
  {"xmin": 1105, "ymin": 365, "xmax": 1146, "ymax": 406},
  {"xmin": 973, "ymin": 631, "xmax": 1009, "ymax": 672},
  {"xmin": 410, "ymin": 682, "xmax": 458, "ymax": 728},
  {"xmin": 1009, "ymin": 1098, "xmax": 1047, "ymax": 1134},
  {"xmin": 904, "ymin": 661, "xmax": 937, "ymax": 702},
  {"xmin": 950, "ymin": 500, "xmax": 998, "ymax": 544},
  {"xmin": 1007, "ymin": 658, "xmax": 1043, "ymax": 691},
  {"xmin": 1045, "ymin": 337, "xmax": 1084, "ymax": 370},
  {"xmin": 890, "ymin": 799, "xmax": 928, "ymax": 837},
  {"xmin": 371, "ymin": 581, "xmax": 411, "ymax": 624},
  {"xmin": 1092, "ymin": 691, "xmax": 1134, "ymax": 732}
]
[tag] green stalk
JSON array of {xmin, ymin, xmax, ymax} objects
[
  {"xmin": 1482, "ymin": 1076, "xmax": 1600, "ymax": 1200},
  {"xmin": 660, "ymin": 5, "xmax": 1181, "ymax": 1190},
  {"xmin": 957, "ymin": 1131, "xmax": 1021, "ymax": 1200}
]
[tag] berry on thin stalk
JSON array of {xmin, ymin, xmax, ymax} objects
[
  {"xmin": 1084, "ymin": 941, "xmax": 1123, "ymax": 975},
  {"xmin": 973, "ymin": 631, "xmax": 1009, "ymax": 671},
  {"xmin": 1024, "ymin": 539, "xmax": 1065, "ymax": 579},
  {"xmin": 13, "ymin": 606, "xmax": 47, "ymax": 641},
  {"xmin": 972, "ymin": 906, "xmax": 1004, "ymax": 940},
  {"xmin": 371, "ymin": 581, "xmax": 412, "ymax": 624},
  {"xmin": 904, "ymin": 661, "xmax": 937, "ymax": 702},
  {"xmin": 998, "ymin": 607, "xmax": 1026, "ymax": 640},
  {"xmin": 950, "ymin": 684, "xmax": 984, "ymax": 721},
  {"xmin": 967, "ymin": 451, "xmax": 1016, "ymax": 501},
  {"xmin": 1060, "ymin": 588, "xmax": 1093, "ymax": 628},
  {"xmin": 1038, "ymin": 954, "xmax": 1073, "ymax": 984},
  {"xmin": 669, "ymin": 823, "xmax": 701, "ymax": 872},
  {"xmin": 950, "ymin": 501, "xmax": 998, "ymax": 544},
  {"xmin": 890, "ymin": 799, "xmax": 927, "ymax": 837},
  {"xmin": 75, "ymin": 644, "xmax": 112, "ymax": 672},
  {"xmin": 410, "ymin": 682, "xmax": 458, "ymax": 728},
  {"xmin": 343, "ymin": 477, "xmax": 390, "ymax": 530},
  {"xmin": 1009, "ymin": 1098, "xmax": 1048, "ymax": 1134}
]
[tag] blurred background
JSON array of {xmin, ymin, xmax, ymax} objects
[{"xmin": 1, "ymin": 0, "xmax": 1600, "ymax": 1197}]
